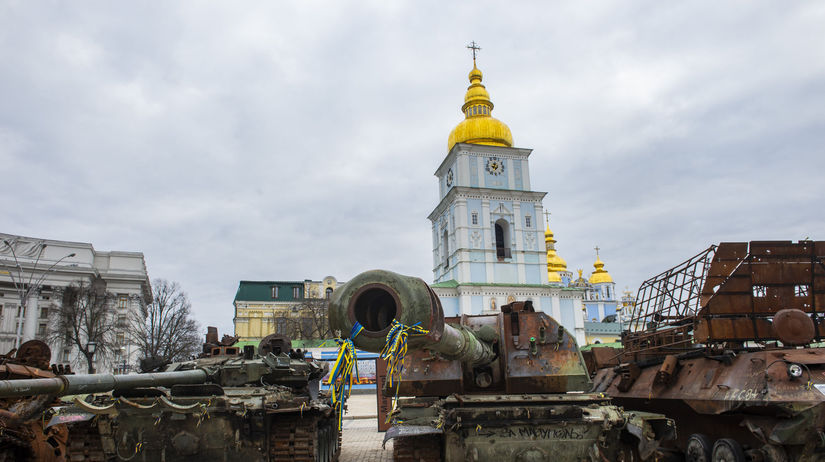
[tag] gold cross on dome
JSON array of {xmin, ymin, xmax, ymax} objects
[
  {"xmin": 543, "ymin": 210, "xmax": 551, "ymax": 227},
  {"xmin": 594, "ymin": 246, "xmax": 601, "ymax": 259},
  {"xmin": 467, "ymin": 41, "xmax": 481, "ymax": 64}
]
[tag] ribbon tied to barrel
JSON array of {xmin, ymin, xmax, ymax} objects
[
  {"xmin": 380, "ymin": 320, "xmax": 429, "ymax": 413},
  {"xmin": 326, "ymin": 321, "xmax": 364, "ymax": 429}
]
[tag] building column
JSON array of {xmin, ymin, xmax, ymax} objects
[{"xmin": 22, "ymin": 292, "xmax": 39, "ymax": 341}]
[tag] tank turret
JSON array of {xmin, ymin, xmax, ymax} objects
[
  {"xmin": 330, "ymin": 270, "xmax": 497, "ymax": 366},
  {"xmin": 329, "ymin": 270, "xmax": 674, "ymax": 461}
]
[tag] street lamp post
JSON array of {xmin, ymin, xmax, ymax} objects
[
  {"xmin": 86, "ymin": 341, "xmax": 97, "ymax": 374},
  {"xmin": 0, "ymin": 239, "xmax": 76, "ymax": 348}
]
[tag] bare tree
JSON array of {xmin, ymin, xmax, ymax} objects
[
  {"xmin": 47, "ymin": 277, "xmax": 115, "ymax": 373},
  {"xmin": 290, "ymin": 298, "xmax": 332, "ymax": 340},
  {"xmin": 129, "ymin": 279, "xmax": 200, "ymax": 366}
]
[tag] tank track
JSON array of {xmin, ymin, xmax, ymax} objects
[
  {"xmin": 392, "ymin": 434, "xmax": 442, "ymax": 462},
  {"xmin": 269, "ymin": 412, "xmax": 340, "ymax": 462}
]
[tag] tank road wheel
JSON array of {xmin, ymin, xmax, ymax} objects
[
  {"xmin": 711, "ymin": 439, "xmax": 746, "ymax": 462},
  {"xmin": 685, "ymin": 433, "xmax": 714, "ymax": 462},
  {"xmin": 759, "ymin": 444, "xmax": 788, "ymax": 462}
]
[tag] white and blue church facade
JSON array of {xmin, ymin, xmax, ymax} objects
[{"xmin": 427, "ymin": 58, "xmax": 589, "ymax": 344}]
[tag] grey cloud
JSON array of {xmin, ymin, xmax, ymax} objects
[{"xmin": 1, "ymin": 1, "xmax": 823, "ymax": 335}]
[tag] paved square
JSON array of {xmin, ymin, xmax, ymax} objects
[{"xmin": 340, "ymin": 418, "xmax": 393, "ymax": 462}]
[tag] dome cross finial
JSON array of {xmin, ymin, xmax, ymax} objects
[
  {"xmin": 594, "ymin": 245, "xmax": 601, "ymax": 259},
  {"xmin": 466, "ymin": 41, "xmax": 481, "ymax": 66},
  {"xmin": 544, "ymin": 210, "xmax": 552, "ymax": 228}
]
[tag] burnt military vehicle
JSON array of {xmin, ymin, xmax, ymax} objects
[
  {"xmin": 328, "ymin": 269, "xmax": 675, "ymax": 462},
  {"xmin": 0, "ymin": 330, "xmax": 339, "ymax": 462},
  {"xmin": 0, "ymin": 340, "xmax": 73, "ymax": 462},
  {"xmin": 591, "ymin": 241, "xmax": 825, "ymax": 462}
]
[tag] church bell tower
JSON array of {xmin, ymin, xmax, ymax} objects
[{"xmin": 429, "ymin": 46, "xmax": 548, "ymax": 287}]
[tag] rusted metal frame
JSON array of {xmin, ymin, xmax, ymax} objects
[
  {"xmin": 812, "ymin": 252, "xmax": 824, "ymax": 340},
  {"xmin": 699, "ymin": 247, "xmax": 752, "ymax": 343},
  {"xmin": 619, "ymin": 338, "xmax": 693, "ymax": 361},
  {"xmin": 629, "ymin": 246, "xmax": 716, "ymax": 332},
  {"xmin": 621, "ymin": 325, "xmax": 694, "ymax": 359},
  {"xmin": 747, "ymin": 252, "xmax": 762, "ymax": 343}
]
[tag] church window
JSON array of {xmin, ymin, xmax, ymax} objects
[
  {"xmin": 471, "ymin": 212, "xmax": 478, "ymax": 225},
  {"xmin": 293, "ymin": 287, "xmax": 301, "ymax": 299},
  {"xmin": 525, "ymin": 215, "xmax": 532, "ymax": 228},
  {"xmin": 494, "ymin": 219, "xmax": 511, "ymax": 259},
  {"xmin": 472, "ymin": 107, "xmax": 477, "ymax": 115},
  {"xmin": 442, "ymin": 229, "xmax": 449, "ymax": 268},
  {"xmin": 272, "ymin": 286, "xmax": 279, "ymax": 298},
  {"xmin": 326, "ymin": 287, "xmax": 333, "ymax": 299}
]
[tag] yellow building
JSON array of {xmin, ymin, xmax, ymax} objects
[{"xmin": 233, "ymin": 277, "xmax": 343, "ymax": 342}]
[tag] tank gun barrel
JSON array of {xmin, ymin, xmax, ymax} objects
[
  {"xmin": 328, "ymin": 270, "xmax": 496, "ymax": 366},
  {"xmin": 0, "ymin": 369, "xmax": 208, "ymax": 398}
]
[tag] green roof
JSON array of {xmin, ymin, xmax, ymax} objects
[
  {"xmin": 234, "ymin": 280, "xmax": 305, "ymax": 302},
  {"xmin": 431, "ymin": 279, "xmax": 459, "ymax": 288},
  {"xmin": 580, "ymin": 342, "xmax": 622, "ymax": 351}
]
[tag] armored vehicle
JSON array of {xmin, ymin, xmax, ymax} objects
[
  {"xmin": 0, "ymin": 340, "xmax": 73, "ymax": 461},
  {"xmin": 591, "ymin": 240, "xmax": 825, "ymax": 461},
  {"xmin": 328, "ymin": 269, "xmax": 675, "ymax": 462},
  {"xmin": 0, "ymin": 329, "xmax": 340, "ymax": 462}
]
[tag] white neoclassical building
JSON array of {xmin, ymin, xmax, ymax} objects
[{"xmin": 0, "ymin": 232, "xmax": 152, "ymax": 373}]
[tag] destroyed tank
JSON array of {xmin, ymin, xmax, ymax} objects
[
  {"xmin": 590, "ymin": 240, "xmax": 825, "ymax": 462},
  {"xmin": 0, "ymin": 340, "xmax": 73, "ymax": 462},
  {"xmin": 0, "ymin": 329, "xmax": 340, "ymax": 462},
  {"xmin": 328, "ymin": 269, "xmax": 675, "ymax": 462}
]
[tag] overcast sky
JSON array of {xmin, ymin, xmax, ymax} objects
[{"xmin": 2, "ymin": 1, "xmax": 823, "ymax": 336}]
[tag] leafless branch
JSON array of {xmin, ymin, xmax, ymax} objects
[
  {"xmin": 128, "ymin": 279, "xmax": 201, "ymax": 365},
  {"xmin": 46, "ymin": 278, "xmax": 116, "ymax": 373}
]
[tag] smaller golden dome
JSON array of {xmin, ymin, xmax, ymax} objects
[
  {"xmin": 589, "ymin": 258, "xmax": 614, "ymax": 284},
  {"xmin": 547, "ymin": 270, "xmax": 562, "ymax": 283},
  {"xmin": 447, "ymin": 64, "xmax": 513, "ymax": 151},
  {"xmin": 545, "ymin": 226, "xmax": 568, "ymax": 271}
]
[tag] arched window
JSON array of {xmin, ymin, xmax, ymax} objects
[
  {"xmin": 442, "ymin": 229, "xmax": 449, "ymax": 268},
  {"xmin": 494, "ymin": 219, "xmax": 511, "ymax": 259},
  {"xmin": 325, "ymin": 287, "xmax": 333, "ymax": 299}
]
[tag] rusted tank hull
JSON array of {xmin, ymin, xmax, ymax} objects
[
  {"xmin": 592, "ymin": 348, "xmax": 825, "ymax": 460},
  {"xmin": 388, "ymin": 394, "xmax": 674, "ymax": 462},
  {"xmin": 0, "ymin": 341, "xmax": 72, "ymax": 462},
  {"xmin": 67, "ymin": 397, "xmax": 339, "ymax": 462}
]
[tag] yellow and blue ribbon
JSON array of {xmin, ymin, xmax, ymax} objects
[
  {"xmin": 325, "ymin": 322, "xmax": 364, "ymax": 429},
  {"xmin": 380, "ymin": 320, "xmax": 429, "ymax": 413}
]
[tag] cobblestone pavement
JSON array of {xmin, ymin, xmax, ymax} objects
[{"xmin": 339, "ymin": 418, "xmax": 393, "ymax": 462}]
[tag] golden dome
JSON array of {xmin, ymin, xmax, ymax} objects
[
  {"xmin": 545, "ymin": 225, "xmax": 567, "ymax": 283},
  {"xmin": 447, "ymin": 64, "xmax": 513, "ymax": 151},
  {"xmin": 589, "ymin": 258, "xmax": 614, "ymax": 284},
  {"xmin": 547, "ymin": 270, "xmax": 562, "ymax": 283}
]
